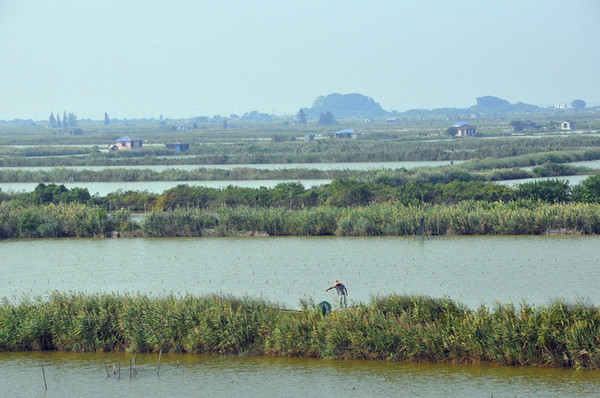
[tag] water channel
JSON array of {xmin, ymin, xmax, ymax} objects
[
  {"xmin": 2, "ymin": 351, "xmax": 600, "ymax": 398},
  {"xmin": 2, "ymin": 235, "xmax": 600, "ymax": 396},
  {"xmin": 0, "ymin": 160, "xmax": 460, "ymax": 172}
]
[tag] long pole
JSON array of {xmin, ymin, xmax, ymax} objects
[
  {"xmin": 42, "ymin": 364, "xmax": 47, "ymax": 391},
  {"xmin": 157, "ymin": 349, "xmax": 162, "ymax": 376}
]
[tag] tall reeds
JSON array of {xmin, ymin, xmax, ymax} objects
[
  {"xmin": 3, "ymin": 293, "xmax": 600, "ymax": 369},
  {"xmin": 139, "ymin": 201, "xmax": 600, "ymax": 238},
  {"xmin": 0, "ymin": 202, "xmax": 113, "ymax": 238}
]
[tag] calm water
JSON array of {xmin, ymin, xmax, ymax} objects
[
  {"xmin": 0, "ymin": 160, "xmax": 459, "ymax": 172},
  {"xmin": 497, "ymin": 174, "xmax": 591, "ymax": 187},
  {"xmin": 1, "ymin": 175, "xmax": 593, "ymax": 195},
  {"xmin": 2, "ymin": 235, "xmax": 600, "ymax": 396},
  {"xmin": 0, "ymin": 179, "xmax": 333, "ymax": 195},
  {"xmin": 2, "ymin": 235, "xmax": 599, "ymax": 309},
  {"xmin": 2, "ymin": 351, "xmax": 600, "ymax": 398}
]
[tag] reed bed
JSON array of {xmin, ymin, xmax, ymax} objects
[
  {"xmin": 2, "ymin": 201, "xmax": 600, "ymax": 239},
  {"xmin": 0, "ymin": 202, "xmax": 119, "ymax": 238},
  {"xmin": 140, "ymin": 202, "xmax": 600, "ymax": 237},
  {"xmin": 2, "ymin": 293, "xmax": 600, "ymax": 369}
]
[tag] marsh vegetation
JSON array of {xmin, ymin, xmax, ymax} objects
[{"xmin": 2, "ymin": 293, "xmax": 599, "ymax": 369}]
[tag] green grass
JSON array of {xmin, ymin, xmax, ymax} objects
[{"xmin": 2, "ymin": 292, "xmax": 600, "ymax": 369}]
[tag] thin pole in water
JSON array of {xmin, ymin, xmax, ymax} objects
[
  {"xmin": 157, "ymin": 349, "xmax": 162, "ymax": 376},
  {"xmin": 129, "ymin": 359, "xmax": 132, "ymax": 379},
  {"xmin": 42, "ymin": 364, "xmax": 47, "ymax": 391},
  {"xmin": 118, "ymin": 363, "xmax": 121, "ymax": 379},
  {"xmin": 104, "ymin": 363, "xmax": 110, "ymax": 378}
]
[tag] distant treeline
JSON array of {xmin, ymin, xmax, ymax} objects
[
  {"xmin": 2, "ymin": 292, "xmax": 600, "ymax": 369},
  {"xmin": 2, "ymin": 172, "xmax": 600, "ymax": 238},
  {"xmin": 3, "ymin": 173, "xmax": 600, "ymax": 212}
]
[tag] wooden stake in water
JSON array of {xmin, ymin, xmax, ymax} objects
[
  {"xmin": 42, "ymin": 364, "xmax": 47, "ymax": 391},
  {"xmin": 104, "ymin": 363, "xmax": 110, "ymax": 378},
  {"xmin": 157, "ymin": 349, "xmax": 162, "ymax": 376},
  {"xmin": 129, "ymin": 359, "xmax": 132, "ymax": 379}
]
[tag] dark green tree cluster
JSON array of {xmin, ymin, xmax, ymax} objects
[
  {"xmin": 571, "ymin": 99, "xmax": 586, "ymax": 110},
  {"xmin": 4, "ymin": 176, "xmax": 600, "ymax": 214},
  {"xmin": 510, "ymin": 120, "xmax": 540, "ymax": 132},
  {"xmin": 31, "ymin": 183, "xmax": 91, "ymax": 205},
  {"xmin": 318, "ymin": 111, "xmax": 336, "ymax": 125}
]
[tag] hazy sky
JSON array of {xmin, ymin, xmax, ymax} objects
[{"xmin": 1, "ymin": 0, "xmax": 599, "ymax": 120}]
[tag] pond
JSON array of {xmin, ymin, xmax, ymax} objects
[
  {"xmin": 3, "ymin": 235, "xmax": 600, "ymax": 396},
  {"xmin": 2, "ymin": 351, "xmax": 599, "ymax": 398},
  {"xmin": 2, "ymin": 235, "xmax": 598, "ymax": 309}
]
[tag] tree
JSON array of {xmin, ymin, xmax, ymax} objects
[
  {"xmin": 67, "ymin": 112, "xmax": 77, "ymax": 127},
  {"xmin": 445, "ymin": 127, "xmax": 458, "ymax": 136},
  {"xmin": 62, "ymin": 111, "xmax": 68, "ymax": 127},
  {"xmin": 296, "ymin": 108, "xmax": 307, "ymax": 125},
  {"xmin": 222, "ymin": 118, "xmax": 228, "ymax": 129},
  {"xmin": 318, "ymin": 111, "xmax": 336, "ymax": 125},
  {"xmin": 510, "ymin": 120, "xmax": 539, "ymax": 132},
  {"xmin": 571, "ymin": 99, "xmax": 586, "ymax": 110},
  {"xmin": 517, "ymin": 180, "xmax": 570, "ymax": 203},
  {"xmin": 49, "ymin": 112, "xmax": 56, "ymax": 128},
  {"xmin": 571, "ymin": 175, "xmax": 600, "ymax": 203},
  {"xmin": 55, "ymin": 112, "xmax": 61, "ymax": 127},
  {"xmin": 104, "ymin": 112, "xmax": 110, "ymax": 126}
]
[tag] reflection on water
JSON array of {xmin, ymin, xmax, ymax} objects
[{"xmin": 1, "ymin": 352, "xmax": 599, "ymax": 398}]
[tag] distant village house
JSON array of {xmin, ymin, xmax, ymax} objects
[
  {"xmin": 453, "ymin": 122, "xmax": 477, "ymax": 137},
  {"xmin": 113, "ymin": 136, "xmax": 142, "ymax": 150},
  {"xmin": 165, "ymin": 142, "xmax": 190, "ymax": 152},
  {"xmin": 560, "ymin": 121, "xmax": 576, "ymax": 131},
  {"xmin": 335, "ymin": 129, "xmax": 362, "ymax": 140}
]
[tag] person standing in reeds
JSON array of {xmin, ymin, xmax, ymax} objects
[{"xmin": 325, "ymin": 280, "xmax": 348, "ymax": 309}]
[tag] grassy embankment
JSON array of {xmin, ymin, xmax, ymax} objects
[
  {"xmin": 0, "ymin": 150, "xmax": 598, "ymax": 183},
  {"xmin": 3, "ymin": 135, "xmax": 600, "ymax": 168},
  {"xmin": 2, "ymin": 201, "xmax": 600, "ymax": 239},
  {"xmin": 1, "ymin": 293, "xmax": 599, "ymax": 370}
]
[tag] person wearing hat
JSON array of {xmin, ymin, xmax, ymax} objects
[{"xmin": 325, "ymin": 280, "xmax": 348, "ymax": 309}]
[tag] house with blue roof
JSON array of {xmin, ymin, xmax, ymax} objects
[
  {"xmin": 115, "ymin": 136, "xmax": 143, "ymax": 150},
  {"xmin": 452, "ymin": 123, "xmax": 477, "ymax": 137},
  {"xmin": 335, "ymin": 129, "xmax": 362, "ymax": 140}
]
